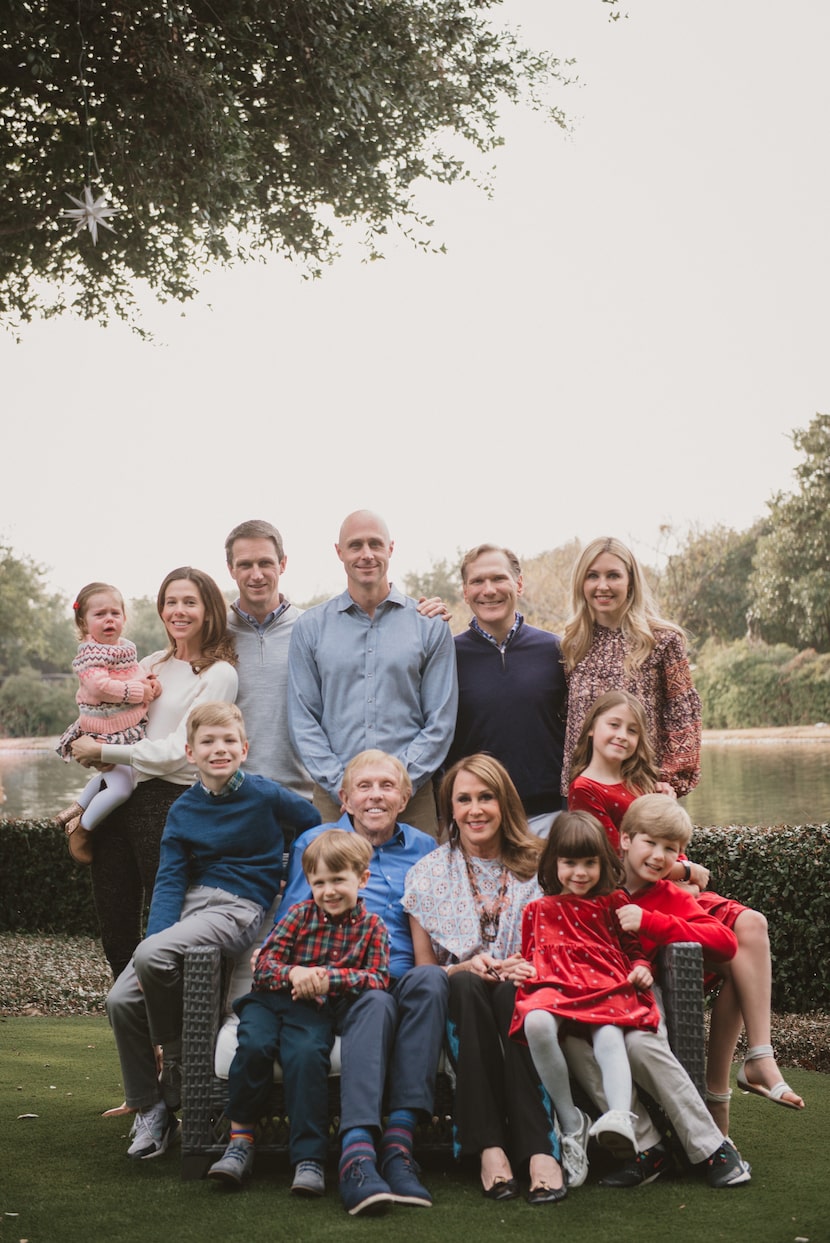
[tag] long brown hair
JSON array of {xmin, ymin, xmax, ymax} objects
[
  {"xmin": 561, "ymin": 536, "xmax": 685, "ymax": 675},
  {"xmin": 438, "ymin": 754, "xmax": 543, "ymax": 882},
  {"xmin": 569, "ymin": 690, "xmax": 660, "ymax": 793},
  {"xmin": 538, "ymin": 811, "xmax": 624, "ymax": 896},
  {"xmin": 156, "ymin": 567, "xmax": 237, "ymax": 673}
]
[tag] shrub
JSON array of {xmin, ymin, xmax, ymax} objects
[
  {"xmin": 0, "ymin": 819, "xmax": 98, "ymax": 935},
  {"xmin": 694, "ymin": 639, "xmax": 830, "ymax": 728},
  {"xmin": 690, "ymin": 823, "xmax": 830, "ymax": 1012}
]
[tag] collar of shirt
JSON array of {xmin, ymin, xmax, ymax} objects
[
  {"xmin": 233, "ymin": 598, "xmax": 290, "ymax": 633},
  {"xmin": 470, "ymin": 611, "xmax": 523, "ymax": 653},
  {"xmin": 320, "ymin": 896, "xmax": 366, "ymax": 926},
  {"xmin": 201, "ymin": 769, "xmax": 245, "ymax": 799},
  {"xmin": 336, "ymin": 582, "xmax": 407, "ymax": 615}
]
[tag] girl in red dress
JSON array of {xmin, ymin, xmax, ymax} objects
[
  {"xmin": 568, "ymin": 692, "xmax": 805, "ymax": 1129},
  {"xmin": 510, "ymin": 811, "xmax": 660, "ymax": 1188},
  {"xmin": 567, "ymin": 690, "xmax": 672, "ymax": 852}
]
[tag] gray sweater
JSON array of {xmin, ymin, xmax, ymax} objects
[{"xmin": 228, "ymin": 602, "xmax": 313, "ymax": 798}]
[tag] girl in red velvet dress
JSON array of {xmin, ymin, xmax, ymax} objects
[
  {"xmin": 509, "ymin": 811, "xmax": 660, "ymax": 1188},
  {"xmin": 568, "ymin": 691, "xmax": 805, "ymax": 1129},
  {"xmin": 567, "ymin": 689, "xmax": 671, "ymax": 852}
]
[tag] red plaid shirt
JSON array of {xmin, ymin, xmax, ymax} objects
[{"xmin": 252, "ymin": 897, "xmax": 389, "ymax": 999}]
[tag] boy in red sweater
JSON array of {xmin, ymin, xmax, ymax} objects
[{"xmin": 589, "ymin": 794, "xmax": 751, "ymax": 1187}]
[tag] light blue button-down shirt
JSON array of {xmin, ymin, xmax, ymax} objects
[
  {"xmin": 279, "ymin": 812, "xmax": 438, "ymax": 978},
  {"xmin": 287, "ymin": 585, "xmax": 458, "ymax": 800}
]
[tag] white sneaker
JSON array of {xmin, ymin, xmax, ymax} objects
[
  {"xmin": 127, "ymin": 1104, "xmax": 180, "ymax": 1160},
  {"xmin": 559, "ymin": 1109, "xmax": 592, "ymax": 1187},
  {"xmin": 588, "ymin": 1109, "xmax": 638, "ymax": 1160}
]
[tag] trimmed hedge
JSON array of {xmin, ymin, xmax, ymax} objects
[
  {"xmin": 688, "ymin": 823, "xmax": 830, "ymax": 1013},
  {"xmin": 2, "ymin": 819, "xmax": 829, "ymax": 1014},
  {"xmin": 0, "ymin": 819, "xmax": 99, "ymax": 937}
]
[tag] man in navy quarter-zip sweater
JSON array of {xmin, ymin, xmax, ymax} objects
[{"xmin": 445, "ymin": 544, "xmax": 568, "ymax": 837}]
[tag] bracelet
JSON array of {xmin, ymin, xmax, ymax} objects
[{"xmin": 681, "ymin": 861, "xmax": 692, "ymax": 883}]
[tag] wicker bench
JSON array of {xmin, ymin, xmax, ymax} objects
[
  {"xmin": 179, "ymin": 939, "xmax": 707, "ymax": 1181},
  {"xmin": 179, "ymin": 941, "xmax": 706, "ymax": 1180}
]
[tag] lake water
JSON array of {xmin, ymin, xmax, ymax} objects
[{"xmin": 2, "ymin": 740, "xmax": 829, "ymax": 826}]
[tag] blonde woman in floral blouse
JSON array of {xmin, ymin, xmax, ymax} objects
[
  {"xmin": 560, "ymin": 536, "xmax": 702, "ymax": 799},
  {"xmin": 403, "ymin": 754, "xmax": 566, "ymax": 1206}
]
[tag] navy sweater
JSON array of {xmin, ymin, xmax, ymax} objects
[
  {"xmin": 447, "ymin": 619, "xmax": 568, "ymax": 817},
  {"xmin": 146, "ymin": 773, "xmax": 321, "ymax": 936}
]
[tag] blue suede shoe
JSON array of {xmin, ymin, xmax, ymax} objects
[
  {"xmin": 381, "ymin": 1151, "xmax": 432, "ymax": 1207},
  {"xmin": 339, "ymin": 1157, "xmax": 394, "ymax": 1216}
]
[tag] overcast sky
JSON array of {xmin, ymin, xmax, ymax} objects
[{"xmin": 4, "ymin": 0, "xmax": 828, "ymax": 609}]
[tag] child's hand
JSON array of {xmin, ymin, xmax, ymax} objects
[
  {"xmin": 653, "ymin": 781, "xmax": 678, "ymax": 800},
  {"xmin": 498, "ymin": 953, "xmax": 537, "ymax": 983},
  {"xmin": 616, "ymin": 903, "xmax": 643, "ymax": 932},
  {"xmin": 145, "ymin": 674, "xmax": 162, "ymax": 701},
  {"xmin": 289, "ymin": 965, "xmax": 329, "ymax": 1000},
  {"xmin": 628, "ymin": 964, "xmax": 653, "ymax": 990}
]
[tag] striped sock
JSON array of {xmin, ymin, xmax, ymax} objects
[
  {"xmin": 381, "ymin": 1109, "xmax": 417, "ymax": 1162},
  {"xmin": 339, "ymin": 1127, "xmax": 377, "ymax": 1176},
  {"xmin": 229, "ymin": 1128, "xmax": 255, "ymax": 1147}
]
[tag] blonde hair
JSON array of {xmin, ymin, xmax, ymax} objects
[
  {"xmin": 340, "ymin": 750, "xmax": 413, "ymax": 803},
  {"xmin": 569, "ymin": 690, "xmax": 660, "ymax": 793},
  {"xmin": 620, "ymin": 792, "xmax": 693, "ymax": 849},
  {"xmin": 438, "ymin": 753, "xmax": 543, "ymax": 882},
  {"xmin": 561, "ymin": 537, "xmax": 685, "ymax": 675},
  {"xmin": 537, "ymin": 810, "xmax": 624, "ymax": 896},
  {"xmin": 302, "ymin": 829, "xmax": 373, "ymax": 878},
  {"xmin": 186, "ymin": 701, "xmax": 246, "ymax": 748}
]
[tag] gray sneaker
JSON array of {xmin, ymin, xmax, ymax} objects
[
  {"xmin": 208, "ymin": 1139, "xmax": 255, "ymax": 1187},
  {"xmin": 559, "ymin": 1110, "xmax": 592, "ymax": 1187},
  {"xmin": 126, "ymin": 1106, "xmax": 180, "ymax": 1160},
  {"xmin": 291, "ymin": 1160, "xmax": 326, "ymax": 1197}
]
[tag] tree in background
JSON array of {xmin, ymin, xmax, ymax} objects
[
  {"xmin": 748, "ymin": 414, "xmax": 830, "ymax": 652},
  {"xmin": 659, "ymin": 521, "xmax": 766, "ymax": 650},
  {"xmin": 2, "ymin": 0, "xmax": 572, "ymax": 333},
  {"xmin": 0, "ymin": 544, "xmax": 74, "ymax": 679},
  {"xmin": 124, "ymin": 595, "xmax": 168, "ymax": 660}
]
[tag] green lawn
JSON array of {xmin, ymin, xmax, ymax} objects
[{"xmin": 1, "ymin": 1016, "xmax": 825, "ymax": 1243}]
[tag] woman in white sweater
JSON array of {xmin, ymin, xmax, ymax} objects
[{"xmin": 72, "ymin": 567, "xmax": 238, "ymax": 980}]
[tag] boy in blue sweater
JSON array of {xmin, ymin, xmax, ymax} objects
[{"xmin": 106, "ymin": 701, "xmax": 321, "ymax": 1160}]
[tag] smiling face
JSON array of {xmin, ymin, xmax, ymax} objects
[
  {"xmin": 228, "ymin": 536, "xmax": 286, "ymax": 621},
  {"xmin": 185, "ymin": 721, "xmax": 248, "ymax": 792},
  {"xmin": 463, "ymin": 550, "xmax": 522, "ymax": 643},
  {"xmin": 557, "ymin": 854, "xmax": 602, "ymax": 897},
  {"xmin": 160, "ymin": 578, "xmax": 206, "ymax": 655},
  {"xmin": 620, "ymin": 829, "xmax": 680, "ymax": 892},
  {"xmin": 82, "ymin": 591, "xmax": 126, "ymax": 645},
  {"xmin": 451, "ymin": 768, "xmax": 504, "ymax": 859},
  {"xmin": 308, "ymin": 863, "xmax": 369, "ymax": 919},
  {"xmin": 590, "ymin": 702, "xmax": 642, "ymax": 769},
  {"xmin": 341, "ymin": 759, "xmax": 408, "ymax": 846},
  {"xmin": 582, "ymin": 551, "xmax": 630, "ymax": 627},
  {"xmin": 336, "ymin": 511, "xmax": 394, "ymax": 599}
]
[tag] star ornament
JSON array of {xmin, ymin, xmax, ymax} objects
[{"xmin": 62, "ymin": 185, "xmax": 119, "ymax": 245}]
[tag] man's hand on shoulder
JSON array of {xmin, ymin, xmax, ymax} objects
[{"xmin": 417, "ymin": 596, "xmax": 452, "ymax": 623}]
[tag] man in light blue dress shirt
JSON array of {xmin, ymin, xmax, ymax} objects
[{"xmin": 287, "ymin": 510, "xmax": 458, "ymax": 837}]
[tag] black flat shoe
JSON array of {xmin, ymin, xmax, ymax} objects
[
  {"xmin": 527, "ymin": 1182, "xmax": 568, "ymax": 1205},
  {"xmin": 482, "ymin": 1177, "xmax": 519, "ymax": 1201}
]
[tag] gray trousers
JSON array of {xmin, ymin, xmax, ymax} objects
[
  {"xmin": 563, "ymin": 986, "xmax": 723, "ymax": 1165},
  {"xmin": 106, "ymin": 886, "xmax": 264, "ymax": 1109}
]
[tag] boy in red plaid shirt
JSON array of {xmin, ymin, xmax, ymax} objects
[{"xmin": 208, "ymin": 829, "xmax": 389, "ymax": 1197}]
